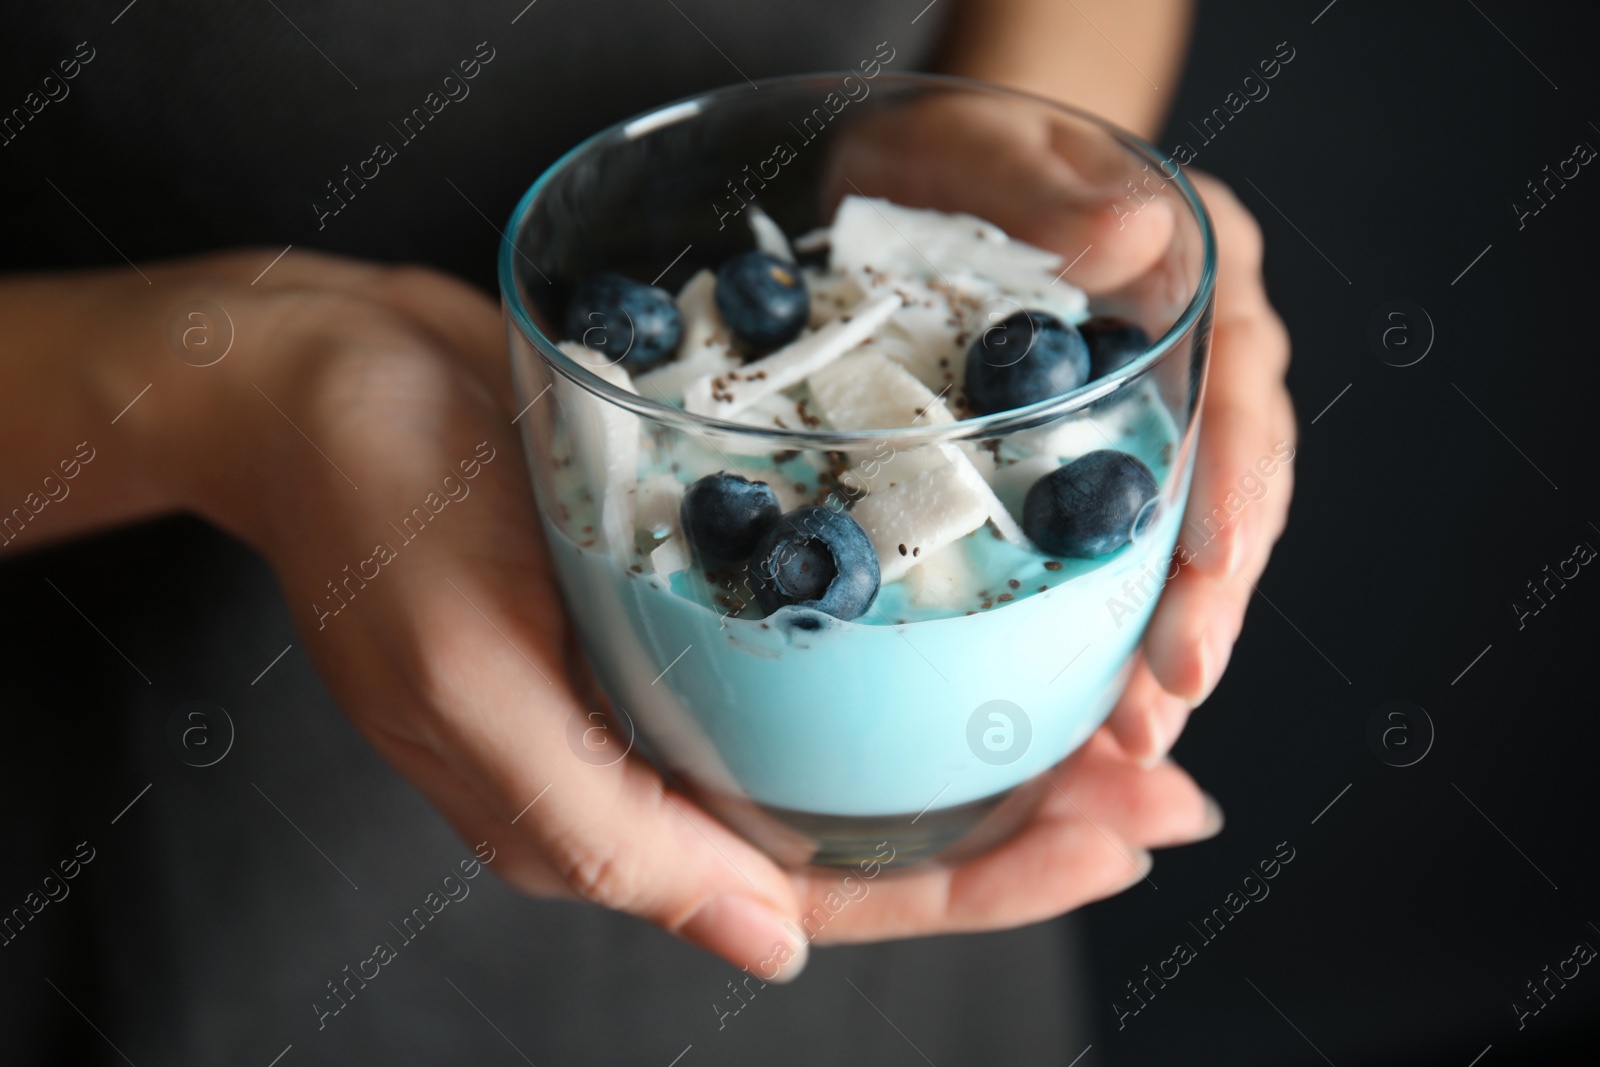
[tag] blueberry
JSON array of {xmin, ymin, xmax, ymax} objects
[
  {"xmin": 680, "ymin": 472, "xmax": 782, "ymax": 564},
  {"xmin": 963, "ymin": 310, "xmax": 1090, "ymax": 415},
  {"xmin": 566, "ymin": 273, "xmax": 682, "ymax": 371},
  {"xmin": 1081, "ymin": 316, "xmax": 1152, "ymax": 380},
  {"xmin": 714, "ymin": 251, "xmax": 809, "ymax": 352},
  {"xmin": 749, "ymin": 505, "xmax": 879, "ymax": 620},
  {"xmin": 1023, "ymin": 450, "xmax": 1160, "ymax": 558}
]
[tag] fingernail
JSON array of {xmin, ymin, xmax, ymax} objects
[
  {"xmin": 1195, "ymin": 612, "xmax": 1239, "ymax": 707},
  {"xmin": 1136, "ymin": 714, "xmax": 1167, "ymax": 771},
  {"xmin": 1223, "ymin": 513, "xmax": 1252, "ymax": 580},
  {"xmin": 1185, "ymin": 628, "xmax": 1212, "ymax": 709},
  {"xmin": 1193, "ymin": 791, "xmax": 1225, "ymax": 842},
  {"xmin": 1118, "ymin": 847, "xmax": 1155, "ymax": 890},
  {"xmin": 678, "ymin": 895, "xmax": 809, "ymax": 983}
]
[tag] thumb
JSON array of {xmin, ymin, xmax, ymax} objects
[
  {"xmin": 394, "ymin": 553, "xmax": 812, "ymax": 979},
  {"xmin": 288, "ymin": 389, "xmax": 811, "ymax": 977}
]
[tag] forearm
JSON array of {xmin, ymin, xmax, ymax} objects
[
  {"xmin": 0, "ymin": 255, "xmax": 310, "ymax": 556},
  {"xmin": 0, "ymin": 268, "xmax": 181, "ymax": 552},
  {"xmin": 936, "ymin": 0, "xmax": 1194, "ymax": 139}
]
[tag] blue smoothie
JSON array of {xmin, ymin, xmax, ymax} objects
[{"xmin": 540, "ymin": 393, "xmax": 1188, "ymax": 816}]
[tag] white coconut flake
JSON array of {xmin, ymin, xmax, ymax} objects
[
  {"xmin": 837, "ymin": 447, "xmax": 950, "ymax": 500},
  {"xmin": 807, "ymin": 349, "xmax": 956, "ymax": 499},
  {"xmin": 792, "ymin": 226, "xmax": 831, "ymax": 253},
  {"xmin": 879, "ymin": 277, "xmax": 973, "ymax": 389},
  {"xmin": 730, "ymin": 388, "xmax": 808, "ymax": 431},
  {"xmin": 958, "ymin": 440, "xmax": 996, "ymax": 479},
  {"xmin": 746, "ymin": 205, "xmax": 795, "ymax": 263},
  {"xmin": 808, "ymin": 350, "xmax": 954, "ymax": 431},
  {"xmin": 1008, "ymin": 407, "xmax": 1130, "ymax": 464},
  {"xmin": 676, "ymin": 269, "xmax": 725, "ymax": 348},
  {"xmin": 764, "ymin": 475, "xmax": 809, "ymax": 514},
  {"xmin": 940, "ymin": 442, "xmax": 1031, "ymax": 548},
  {"xmin": 1015, "ymin": 280, "xmax": 1090, "ymax": 328},
  {"xmin": 829, "ymin": 195, "xmax": 1072, "ymax": 301},
  {"xmin": 637, "ymin": 343, "xmax": 737, "ymax": 405},
  {"xmin": 682, "ymin": 292, "xmax": 900, "ymax": 418},
  {"xmin": 636, "ymin": 270, "xmax": 738, "ymax": 403},
  {"xmin": 633, "ymin": 471, "xmax": 685, "ymax": 541},
  {"xmin": 650, "ymin": 535, "xmax": 692, "ymax": 576},
  {"xmin": 988, "ymin": 453, "xmax": 1059, "ymax": 521},
  {"xmin": 577, "ymin": 197, "xmax": 1123, "ymax": 596},
  {"xmin": 903, "ymin": 540, "xmax": 984, "ymax": 609},
  {"xmin": 805, "ymin": 269, "xmax": 868, "ymax": 328},
  {"xmin": 558, "ymin": 341, "xmax": 641, "ymax": 562},
  {"xmin": 850, "ymin": 462, "xmax": 992, "ymax": 583}
]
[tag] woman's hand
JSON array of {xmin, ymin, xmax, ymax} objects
[
  {"xmin": 825, "ymin": 95, "xmax": 1295, "ymax": 771},
  {"xmin": 14, "ymin": 242, "xmax": 1217, "ymax": 981},
  {"xmin": 1107, "ymin": 174, "xmax": 1296, "ymax": 766}
]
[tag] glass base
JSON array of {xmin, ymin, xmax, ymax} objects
[{"xmin": 678, "ymin": 770, "xmax": 1054, "ymax": 869}]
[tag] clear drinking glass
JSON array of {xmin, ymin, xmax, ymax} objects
[{"xmin": 501, "ymin": 73, "xmax": 1215, "ymax": 867}]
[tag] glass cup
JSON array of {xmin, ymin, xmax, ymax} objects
[{"xmin": 501, "ymin": 73, "xmax": 1215, "ymax": 868}]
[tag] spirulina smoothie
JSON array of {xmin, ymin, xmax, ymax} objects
[{"xmin": 531, "ymin": 196, "xmax": 1189, "ymax": 819}]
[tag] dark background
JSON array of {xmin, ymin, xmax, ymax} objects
[
  {"xmin": 3, "ymin": 0, "xmax": 1597, "ymax": 1064},
  {"xmin": 1085, "ymin": 2, "xmax": 1600, "ymax": 1064}
]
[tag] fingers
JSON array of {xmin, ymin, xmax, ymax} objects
[
  {"xmin": 1142, "ymin": 173, "xmax": 1295, "ymax": 708},
  {"xmin": 824, "ymin": 96, "xmax": 1175, "ymax": 294},
  {"xmin": 1016, "ymin": 183, "xmax": 1176, "ymax": 298},
  {"xmin": 1144, "ymin": 440, "xmax": 1291, "ymax": 707},
  {"xmin": 944, "ymin": 118, "xmax": 1179, "ymax": 294},
  {"xmin": 796, "ymin": 814, "xmax": 1149, "ymax": 945},
  {"xmin": 958, "ymin": 105, "xmax": 1179, "ymax": 292},
  {"xmin": 798, "ymin": 735, "xmax": 1213, "ymax": 945},
  {"xmin": 371, "ymin": 724, "xmax": 815, "ymax": 988},
  {"xmin": 1106, "ymin": 654, "xmax": 1193, "ymax": 769},
  {"xmin": 1180, "ymin": 371, "xmax": 1296, "ymax": 583},
  {"xmin": 276, "ymin": 352, "xmax": 812, "ymax": 978},
  {"xmin": 1179, "ymin": 183, "xmax": 1293, "ymax": 577},
  {"xmin": 382, "ymin": 535, "xmax": 810, "ymax": 978},
  {"xmin": 1038, "ymin": 730, "xmax": 1218, "ymax": 848},
  {"xmin": 368, "ymin": 727, "xmax": 569, "ymax": 897}
]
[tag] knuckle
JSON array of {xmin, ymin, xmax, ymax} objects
[
  {"xmin": 1196, "ymin": 179, "xmax": 1265, "ymax": 273},
  {"xmin": 204, "ymin": 249, "xmax": 274, "ymax": 279},
  {"xmin": 276, "ymin": 287, "xmax": 395, "ymax": 346},
  {"xmin": 1260, "ymin": 312, "xmax": 1292, "ymax": 377},
  {"xmin": 1224, "ymin": 206, "xmax": 1265, "ymax": 271},
  {"xmin": 209, "ymin": 245, "xmax": 349, "ymax": 284},
  {"xmin": 372, "ymin": 262, "xmax": 455, "ymax": 304},
  {"xmin": 404, "ymin": 654, "xmax": 467, "ymax": 744},
  {"xmin": 381, "ymin": 262, "xmax": 440, "ymax": 289},
  {"xmin": 549, "ymin": 830, "xmax": 643, "ymax": 911},
  {"xmin": 1213, "ymin": 307, "xmax": 1291, "ymax": 378}
]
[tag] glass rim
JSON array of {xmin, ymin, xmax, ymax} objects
[{"xmin": 498, "ymin": 70, "xmax": 1217, "ymax": 446}]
